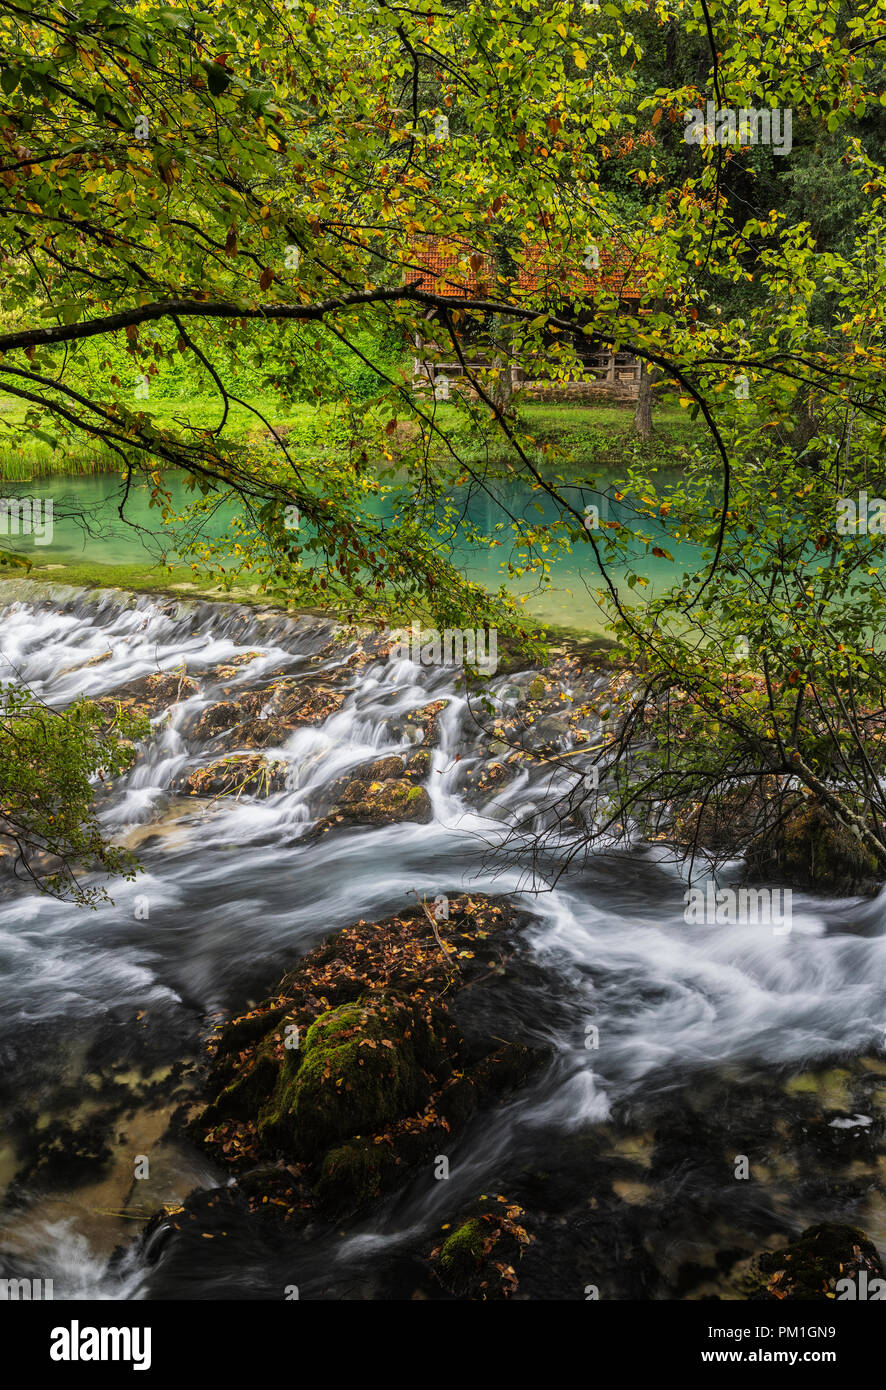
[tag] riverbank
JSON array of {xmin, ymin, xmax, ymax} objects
[{"xmin": 0, "ymin": 397, "xmax": 698, "ymax": 480}]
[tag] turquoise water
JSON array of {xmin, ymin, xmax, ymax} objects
[{"xmin": 0, "ymin": 471, "xmax": 702, "ymax": 631}]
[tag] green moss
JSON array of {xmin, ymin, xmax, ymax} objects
[
  {"xmin": 436, "ymin": 1219, "xmax": 488, "ymax": 1291},
  {"xmin": 315, "ymin": 1138, "xmax": 396, "ymax": 1216},
  {"xmin": 748, "ymin": 798, "xmax": 881, "ymax": 894},
  {"xmin": 257, "ymin": 996, "xmax": 429, "ymax": 1158},
  {"xmin": 527, "ymin": 674, "xmax": 546, "ymax": 701},
  {"xmin": 2, "ymin": 561, "xmax": 268, "ymax": 605},
  {"xmin": 406, "ymin": 785, "xmax": 423, "ymax": 802},
  {"xmin": 382, "ymin": 780, "xmax": 409, "ymax": 803},
  {"xmin": 200, "ymin": 1013, "xmax": 301, "ymax": 1126}
]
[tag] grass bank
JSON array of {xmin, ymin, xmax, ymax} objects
[{"xmin": 0, "ymin": 393, "xmax": 699, "ymax": 481}]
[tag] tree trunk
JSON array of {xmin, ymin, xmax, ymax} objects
[
  {"xmin": 490, "ymin": 313, "xmax": 514, "ymax": 416},
  {"xmin": 634, "ymin": 361, "xmax": 658, "ymax": 438}
]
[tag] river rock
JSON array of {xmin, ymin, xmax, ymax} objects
[
  {"xmin": 190, "ymin": 896, "xmax": 544, "ymax": 1221},
  {"xmin": 179, "ymin": 754, "xmax": 288, "ymax": 799},
  {"xmin": 459, "ymin": 759, "xmax": 517, "ymax": 807},
  {"xmin": 188, "ymin": 676, "xmax": 347, "ymax": 749},
  {"xmin": 429, "ymin": 1195, "xmax": 531, "ymax": 1299},
  {"xmin": 386, "ymin": 700, "xmax": 448, "ymax": 747},
  {"xmin": 315, "ymin": 778, "xmax": 433, "ymax": 833},
  {"xmin": 747, "ymin": 1222, "xmax": 885, "ymax": 1300},
  {"xmin": 313, "ymin": 751, "xmax": 433, "ymax": 833},
  {"xmin": 96, "ymin": 667, "xmax": 200, "ymax": 720},
  {"xmin": 746, "ymin": 796, "xmax": 880, "ymax": 895}
]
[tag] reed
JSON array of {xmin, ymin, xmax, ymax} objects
[{"xmin": 0, "ymin": 440, "xmax": 119, "ymax": 481}]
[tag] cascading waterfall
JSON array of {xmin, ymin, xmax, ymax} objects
[{"xmin": 2, "ymin": 583, "xmax": 886, "ymax": 1300}]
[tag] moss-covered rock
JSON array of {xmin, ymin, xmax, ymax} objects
[
  {"xmin": 429, "ymin": 1196, "xmax": 531, "ymax": 1299},
  {"xmin": 315, "ymin": 1138, "xmax": 398, "ymax": 1216},
  {"xmin": 748, "ymin": 1222, "xmax": 884, "ymax": 1300},
  {"xmin": 181, "ymin": 753, "xmax": 287, "ymax": 799},
  {"xmin": 747, "ymin": 798, "xmax": 881, "ymax": 895},
  {"xmin": 257, "ymin": 995, "xmax": 438, "ymax": 1157},
  {"xmin": 192, "ymin": 896, "xmax": 544, "ymax": 1224},
  {"xmin": 435, "ymin": 1219, "xmax": 488, "ymax": 1292},
  {"xmin": 315, "ymin": 777, "xmax": 432, "ymax": 833}
]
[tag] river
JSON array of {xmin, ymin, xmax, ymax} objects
[
  {"xmin": 0, "ymin": 470, "xmax": 696, "ymax": 632},
  {"xmin": 1, "ymin": 584, "xmax": 885, "ymax": 1300}
]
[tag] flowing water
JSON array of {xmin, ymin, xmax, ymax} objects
[{"xmin": 1, "ymin": 584, "xmax": 886, "ymax": 1301}]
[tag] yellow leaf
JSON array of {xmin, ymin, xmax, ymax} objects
[{"xmin": 573, "ymin": 49, "xmax": 587, "ymax": 69}]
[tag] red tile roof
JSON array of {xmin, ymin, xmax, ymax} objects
[
  {"xmin": 405, "ymin": 235, "xmax": 649, "ymax": 302},
  {"xmin": 516, "ymin": 241, "xmax": 647, "ymax": 301},
  {"xmin": 404, "ymin": 237, "xmax": 493, "ymax": 297}
]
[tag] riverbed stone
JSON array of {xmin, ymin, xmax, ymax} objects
[
  {"xmin": 429, "ymin": 1195, "xmax": 531, "ymax": 1299},
  {"xmin": 746, "ymin": 796, "xmax": 881, "ymax": 894},
  {"xmin": 748, "ymin": 1222, "xmax": 884, "ymax": 1300},
  {"xmin": 180, "ymin": 754, "xmax": 288, "ymax": 799},
  {"xmin": 190, "ymin": 896, "xmax": 545, "ymax": 1221}
]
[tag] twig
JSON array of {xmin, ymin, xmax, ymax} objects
[{"xmin": 412, "ymin": 888, "xmax": 461, "ymax": 974}]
